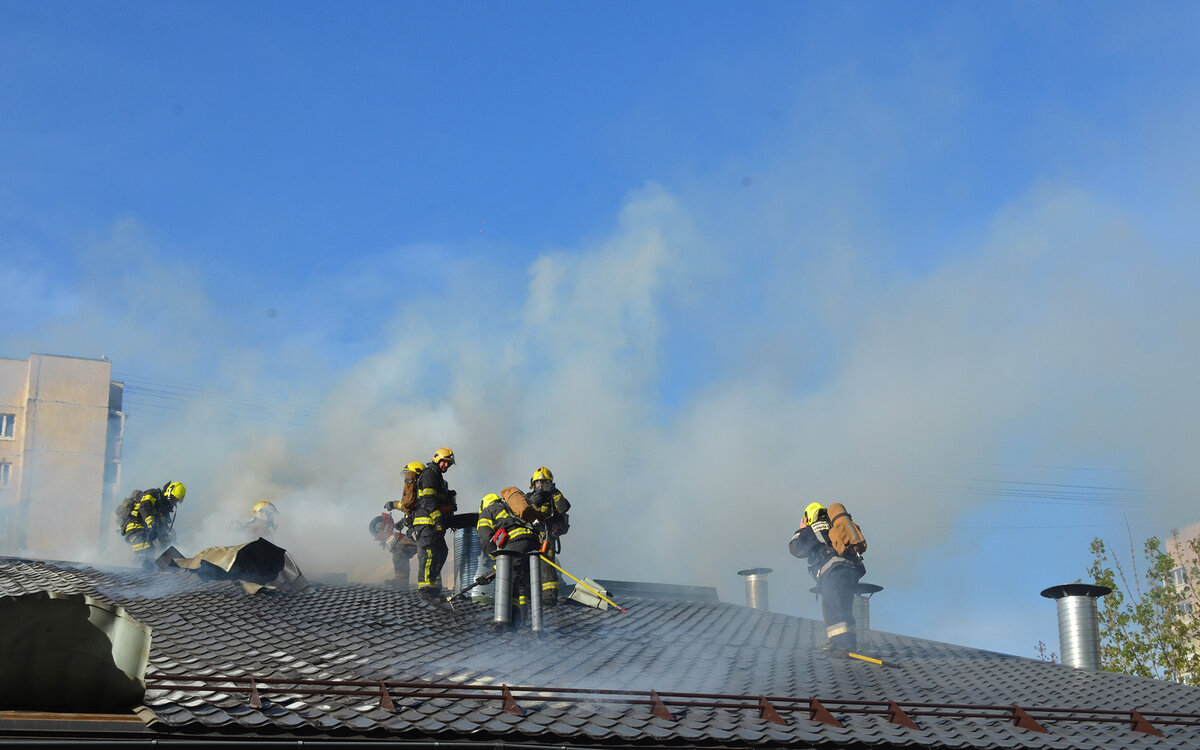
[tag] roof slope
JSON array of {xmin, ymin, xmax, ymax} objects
[{"xmin": 2, "ymin": 556, "xmax": 1199, "ymax": 748}]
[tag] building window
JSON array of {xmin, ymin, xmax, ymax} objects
[
  {"xmin": 1172, "ymin": 567, "xmax": 1187, "ymax": 587},
  {"xmin": 0, "ymin": 413, "xmax": 13, "ymax": 439},
  {"xmin": 0, "ymin": 462, "xmax": 9, "ymax": 488}
]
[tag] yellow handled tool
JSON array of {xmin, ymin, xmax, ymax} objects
[
  {"xmin": 847, "ymin": 651, "xmax": 896, "ymax": 667},
  {"xmin": 538, "ymin": 554, "xmax": 626, "ymax": 613}
]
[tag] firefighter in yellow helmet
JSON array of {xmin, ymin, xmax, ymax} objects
[
  {"xmin": 475, "ymin": 492, "xmax": 504, "ymax": 554},
  {"xmin": 241, "ymin": 500, "xmax": 279, "ymax": 539},
  {"xmin": 121, "ymin": 481, "xmax": 186, "ymax": 569},
  {"xmin": 476, "ymin": 491, "xmax": 539, "ymax": 562},
  {"xmin": 413, "ymin": 447, "xmax": 457, "ymax": 600},
  {"xmin": 528, "ymin": 466, "xmax": 571, "ymax": 606},
  {"xmin": 788, "ymin": 501, "xmax": 866, "ymax": 656},
  {"xmin": 476, "ymin": 488, "xmax": 542, "ymax": 619},
  {"xmin": 375, "ymin": 461, "xmax": 425, "ymax": 587}
]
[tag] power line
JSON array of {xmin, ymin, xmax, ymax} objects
[
  {"xmin": 114, "ymin": 371, "xmax": 320, "ymax": 428},
  {"xmin": 916, "ymin": 475, "xmax": 1149, "ymax": 508}
]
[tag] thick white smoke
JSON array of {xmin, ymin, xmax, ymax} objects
[{"xmin": 4, "ymin": 173, "xmax": 1198, "ymax": 659}]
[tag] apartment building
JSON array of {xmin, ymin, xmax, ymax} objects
[
  {"xmin": 0, "ymin": 353, "xmax": 124, "ymax": 559},
  {"xmin": 1167, "ymin": 520, "xmax": 1200, "ymax": 617}
]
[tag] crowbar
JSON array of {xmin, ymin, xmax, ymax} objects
[
  {"xmin": 538, "ymin": 554, "xmax": 626, "ymax": 612},
  {"xmin": 848, "ymin": 651, "xmax": 896, "ymax": 667}
]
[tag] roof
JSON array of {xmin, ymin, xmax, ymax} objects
[{"xmin": 2, "ymin": 555, "xmax": 1199, "ymax": 748}]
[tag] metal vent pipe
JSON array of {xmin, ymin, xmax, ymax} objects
[
  {"xmin": 492, "ymin": 551, "xmax": 515, "ymax": 627},
  {"xmin": 852, "ymin": 583, "xmax": 883, "ymax": 647},
  {"xmin": 737, "ymin": 568, "xmax": 772, "ymax": 611},
  {"xmin": 454, "ymin": 528, "xmax": 483, "ymax": 596},
  {"xmin": 528, "ymin": 554, "xmax": 542, "ymax": 634},
  {"xmin": 1040, "ymin": 583, "xmax": 1112, "ymax": 670}
]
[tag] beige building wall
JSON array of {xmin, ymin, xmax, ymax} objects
[
  {"xmin": 0, "ymin": 354, "xmax": 124, "ymax": 560},
  {"xmin": 1167, "ymin": 520, "xmax": 1200, "ymax": 619}
]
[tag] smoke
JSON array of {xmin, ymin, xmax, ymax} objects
[{"xmin": 4, "ymin": 169, "xmax": 1199, "ymax": 655}]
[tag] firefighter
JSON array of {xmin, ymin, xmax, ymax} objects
[
  {"xmin": 381, "ymin": 461, "xmax": 424, "ymax": 586},
  {"xmin": 476, "ymin": 490, "xmax": 541, "ymax": 614},
  {"xmin": 528, "ymin": 467, "xmax": 571, "ymax": 606},
  {"xmin": 475, "ymin": 492, "xmax": 509, "ymax": 558},
  {"xmin": 413, "ymin": 447, "xmax": 456, "ymax": 600},
  {"xmin": 240, "ymin": 500, "xmax": 279, "ymax": 539},
  {"xmin": 789, "ymin": 502, "xmax": 865, "ymax": 656},
  {"xmin": 122, "ymin": 481, "xmax": 187, "ymax": 569}
]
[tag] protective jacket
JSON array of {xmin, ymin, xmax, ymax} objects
[
  {"xmin": 240, "ymin": 516, "xmax": 277, "ymax": 539},
  {"xmin": 123, "ymin": 489, "xmax": 177, "ymax": 552},
  {"xmin": 476, "ymin": 494, "xmax": 537, "ymax": 557},
  {"xmin": 414, "ymin": 462, "xmax": 455, "ymax": 533},
  {"xmin": 528, "ymin": 485, "xmax": 570, "ymax": 538},
  {"xmin": 789, "ymin": 515, "xmax": 865, "ymax": 582}
]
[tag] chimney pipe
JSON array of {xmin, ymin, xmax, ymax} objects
[
  {"xmin": 1040, "ymin": 583, "xmax": 1111, "ymax": 669},
  {"xmin": 737, "ymin": 568, "xmax": 772, "ymax": 611},
  {"xmin": 493, "ymin": 551, "xmax": 516, "ymax": 628},
  {"xmin": 454, "ymin": 528, "xmax": 487, "ymax": 599},
  {"xmin": 852, "ymin": 583, "xmax": 883, "ymax": 647},
  {"xmin": 528, "ymin": 553, "xmax": 543, "ymax": 634}
]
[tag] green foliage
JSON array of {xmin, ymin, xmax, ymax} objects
[{"xmin": 1087, "ymin": 530, "xmax": 1200, "ymax": 684}]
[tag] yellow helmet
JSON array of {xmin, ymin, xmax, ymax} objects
[
  {"xmin": 480, "ymin": 492, "xmax": 501, "ymax": 510},
  {"xmin": 804, "ymin": 502, "xmax": 825, "ymax": 525},
  {"xmin": 406, "ymin": 461, "xmax": 425, "ymax": 473},
  {"xmin": 165, "ymin": 481, "xmax": 187, "ymax": 503},
  {"xmin": 252, "ymin": 500, "xmax": 277, "ymax": 517},
  {"xmin": 530, "ymin": 466, "xmax": 554, "ymax": 488},
  {"xmin": 433, "ymin": 447, "xmax": 455, "ymax": 465}
]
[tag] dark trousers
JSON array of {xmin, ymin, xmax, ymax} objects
[
  {"xmin": 505, "ymin": 537, "xmax": 538, "ymax": 607},
  {"xmin": 538, "ymin": 551, "xmax": 561, "ymax": 604},
  {"xmin": 390, "ymin": 541, "xmax": 415, "ymax": 585},
  {"xmin": 414, "ymin": 526, "xmax": 447, "ymax": 592},
  {"xmin": 819, "ymin": 565, "xmax": 860, "ymax": 651}
]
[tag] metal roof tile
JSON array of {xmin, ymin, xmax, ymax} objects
[
  {"xmin": 8, "ymin": 558, "xmax": 1200, "ymax": 748},
  {"xmin": 610, "ymin": 722, "xmax": 645, "ymax": 739},
  {"xmin": 446, "ymin": 717, "xmax": 483, "ymax": 733},
  {"xmin": 342, "ymin": 714, "xmax": 377, "ymax": 730},
  {"xmin": 579, "ymin": 722, "xmax": 612, "ymax": 738}
]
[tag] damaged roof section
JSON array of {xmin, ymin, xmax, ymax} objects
[
  {"xmin": 156, "ymin": 538, "xmax": 307, "ymax": 595},
  {"xmin": 2, "ymin": 557, "xmax": 1200, "ymax": 748},
  {"xmin": 0, "ymin": 590, "xmax": 150, "ymax": 712}
]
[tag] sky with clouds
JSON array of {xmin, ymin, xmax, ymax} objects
[{"xmin": 3, "ymin": 1, "xmax": 1200, "ymax": 660}]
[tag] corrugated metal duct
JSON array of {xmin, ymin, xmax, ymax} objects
[
  {"xmin": 738, "ymin": 568, "xmax": 772, "ymax": 611},
  {"xmin": 1040, "ymin": 583, "xmax": 1112, "ymax": 670}
]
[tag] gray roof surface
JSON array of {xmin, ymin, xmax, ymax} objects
[{"xmin": 3, "ymin": 555, "xmax": 1199, "ymax": 748}]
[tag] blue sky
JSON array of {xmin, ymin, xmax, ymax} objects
[{"xmin": 4, "ymin": 1, "xmax": 1200, "ymax": 662}]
